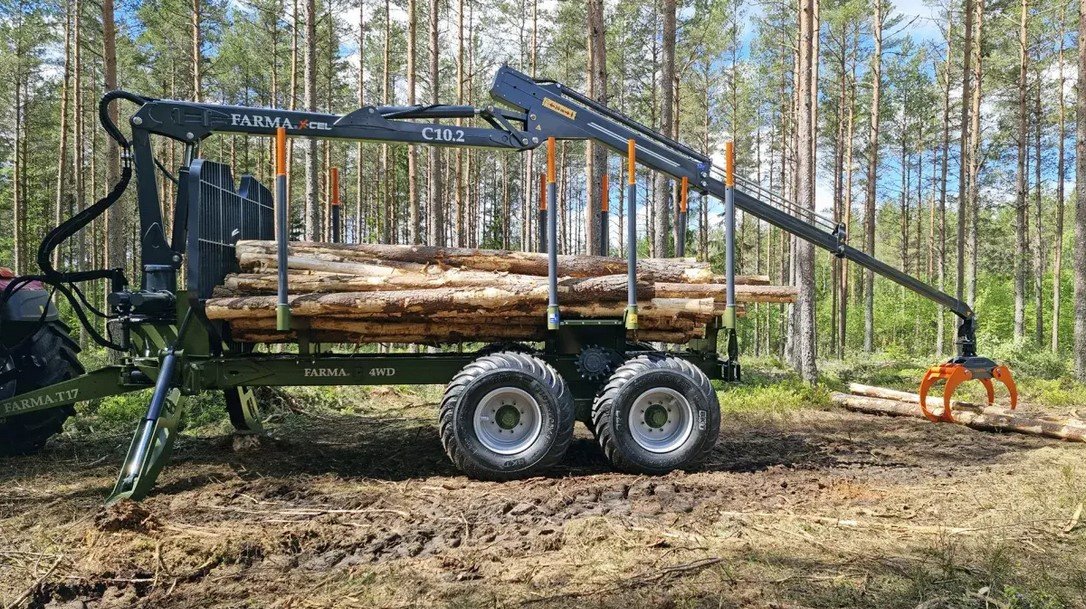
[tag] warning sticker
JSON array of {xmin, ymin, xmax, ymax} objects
[{"xmin": 542, "ymin": 97, "xmax": 577, "ymax": 121}]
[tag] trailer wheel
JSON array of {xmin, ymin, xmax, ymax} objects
[
  {"xmin": 591, "ymin": 355, "xmax": 719, "ymax": 474},
  {"xmin": 474, "ymin": 342, "xmax": 537, "ymax": 357},
  {"xmin": 0, "ymin": 322, "xmax": 84, "ymax": 456},
  {"xmin": 440, "ymin": 352, "xmax": 574, "ymax": 480}
]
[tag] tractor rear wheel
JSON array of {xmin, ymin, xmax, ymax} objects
[
  {"xmin": 591, "ymin": 355, "xmax": 719, "ymax": 474},
  {"xmin": 0, "ymin": 322, "xmax": 84, "ymax": 456},
  {"xmin": 440, "ymin": 351, "xmax": 574, "ymax": 480}
]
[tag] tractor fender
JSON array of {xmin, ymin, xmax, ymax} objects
[{"xmin": 0, "ymin": 268, "xmax": 59, "ymax": 323}]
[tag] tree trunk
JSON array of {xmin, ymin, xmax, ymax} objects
[
  {"xmin": 654, "ymin": 0, "xmax": 676, "ymax": 258},
  {"xmin": 427, "ymin": 0, "xmax": 444, "ymax": 247},
  {"xmin": 966, "ymin": 0, "xmax": 985, "ymax": 306},
  {"xmin": 303, "ymin": 0, "xmax": 320, "ymax": 240},
  {"xmin": 192, "ymin": 0, "xmax": 202, "ymax": 100},
  {"xmin": 406, "ymin": 0, "xmax": 421, "ymax": 244},
  {"xmin": 585, "ymin": 0, "xmax": 607, "ymax": 255},
  {"xmin": 1074, "ymin": 0, "xmax": 1086, "ymax": 379},
  {"xmin": 1013, "ymin": 0, "xmax": 1029, "ymax": 342},
  {"xmin": 936, "ymin": 12, "xmax": 951, "ymax": 355},
  {"xmin": 958, "ymin": 0, "xmax": 974, "ymax": 309},
  {"xmin": 1034, "ymin": 60, "xmax": 1044, "ymax": 347},
  {"xmin": 53, "ymin": 0, "xmax": 73, "ymax": 272},
  {"xmin": 102, "ymin": 0, "xmax": 123, "ymax": 273},
  {"xmin": 795, "ymin": 0, "xmax": 818, "ymax": 381},
  {"xmin": 1053, "ymin": 2, "xmax": 1067, "ymax": 353},
  {"xmin": 862, "ymin": 0, "xmax": 882, "ymax": 353}
]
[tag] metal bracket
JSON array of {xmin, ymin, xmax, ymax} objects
[{"xmin": 225, "ymin": 386, "xmax": 263, "ymax": 434}]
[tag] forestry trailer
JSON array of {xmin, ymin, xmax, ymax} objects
[{"xmin": 0, "ymin": 67, "xmax": 1016, "ymax": 503}]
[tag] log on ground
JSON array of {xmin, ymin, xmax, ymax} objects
[{"xmin": 831, "ymin": 392, "xmax": 1086, "ymax": 443}]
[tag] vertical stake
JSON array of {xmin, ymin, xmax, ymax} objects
[
  {"xmin": 626, "ymin": 139, "xmax": 638, "ymax": 330},
  {"xmin": 724, "ymin": 140, "xmax": 739, "ymax": 378},
  {"xmin": 275, "ymin": 127, "xmax": 291, "ymax": 331},
  {"xmin": 599, "ymin": 173, "xmax": 609, "ymax": 256},
  {"xmin": 676, "ymin": 176, "xmax": 689, "ymax": 257},
  {"xmin": 538, "ymin": 172, "xmax": 547, "ymax": 253},
  {"xmin": 330, "ymin": 167, "xmax": 341, "ymax": 244},
  {"xmin": 546, "ymin": 137, "xmax": 559, "ymax": 330}
]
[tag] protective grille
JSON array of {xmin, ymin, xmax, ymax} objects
[{"xmin": 185, "ymin": 159, "xmax": 274, "ymax": 300}]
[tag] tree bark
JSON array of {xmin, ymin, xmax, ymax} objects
[
  {"xmin": 427, "ymin": 0, "xmax": 444, "ymax": 246},
  {"xmin": 407, "ymin": 0, "xmax": 421, "ymax": 244},
  {"xmin": 1054, "ymin": 2, "xmax": 1068, "ymax": 353},
  {"xmin": 654, "ymin": 0, "xmax": 677, "ymax": 258},
  {"xmin": 102, "ymin": 0, "xmax": 123, "ymax": 272},
  {"xmin": 303, "ymin": 0, "xmax": 320, "ymax": 240},
  {"xmin": 966, "ymin": 0, "xmax": 985, "ymax": 306},
  {"xmin": 862, "ymin": 0, "xmax": 882, "ymax": 353},
  {"xmin": 53, "ymin": 0, "xmax": 72, "ymax": 272},
  {"xmin": 235, "ymin": 240, "xmax": 715, "ymax": 283},
  {"xmin": 936, "ymin": 12, "xmax": 952, "ymax": 355},
  {"xmin": 795, "ymin": 0, "xmax": 818, "ymax": 381},
  {"xmin": 833, "ymin": 386, "xmax": 1086, "ymax": 443},
  {"xmin": 1014, "ymin": 0, "xmax": 1029, "ymax": 342},
  {"xmin": 1074, "ymin": 0, "xmax": 1086, "ymax": 379},
  {"xmin": 1034, "ymin": 60, "xmax": 1044, "ymax": 347},
  {"xmin": 585, "ymin": 0, "xmax": 607, "ymax": 255},
  {"xmin": 192, "ymin": 0, "xmax": 202, "ymax": 100}
]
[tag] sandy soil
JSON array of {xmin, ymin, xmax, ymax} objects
[{"xmin": 2, "ymin": 386, "xmax": 1085, "ymax": 609}]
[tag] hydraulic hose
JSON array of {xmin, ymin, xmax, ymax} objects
[{"xmin": 0, "ymin": 91, "xmax": 149, "ymax": 352}]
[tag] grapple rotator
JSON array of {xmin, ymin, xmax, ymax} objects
[{"xmin": 917, "ymin": 317, "xmax": 1017, "ymax": 423}]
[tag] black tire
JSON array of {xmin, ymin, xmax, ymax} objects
[
  {"xmin": 474, "ymin": 341, "xmax": 538, "ymax": 357},
  {"xmin": 440, "ymin": 351, "xmax": 574, "ymax": 480},
  {"xmin": 591, "ymin": 354, "xmax": 720, "ymax": 474},
  {"xmin": 0, "ymin": 322, "xmax": 84, "ymax": 456}
]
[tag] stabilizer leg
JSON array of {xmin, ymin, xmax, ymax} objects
[
  {"xmin": 225, "ymin": 386, "xmax": 263, "ymax": 434},
  {"xmin": 107, "ymin": 354, "xmax": 185, "ymax": 504}
]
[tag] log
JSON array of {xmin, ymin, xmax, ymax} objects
[
  {"xmin": 653, "ymin": 283, "xmax": 798, "ymax": 304},
  {"xmin": 846, "ymin": 383, "xmax": 1086, "ymax": 428},
  {"xmin": 216, "ymin": 272, "xmax": 795, "ymax": 305},
  {"xmin": 235, "ymin": 240, "xmax": 716, "ymax": 283},
  {"xmin": 831, "ymin": 392, "xmax": 1086, "ymax": 443},
  {"xmin": 233, "ymin": 327, "xmax": 699, "ymax": 346},
  {"xmin": 205, "ymin": 275, "xmax": 717, "ymax": 321}
]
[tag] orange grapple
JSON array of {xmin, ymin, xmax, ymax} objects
[{"xmin": 918, "ymin": 356, "xmax": 1017, "ymax": 423}]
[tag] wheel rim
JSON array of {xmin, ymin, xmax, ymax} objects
[
  {"xmin": 627, "ymin": 387, "xmax": 694, "ymax": 453},
  {"xmin": 473, "ymin": 387, "xmax": 544, "ymax": 455}
]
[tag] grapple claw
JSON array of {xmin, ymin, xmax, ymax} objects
[
  {"xmin": 917, "ymin": 357, "xmax": 1017, "ymax": 424},
  {"xmin": 992, "ymin": 365, "xmax": 1018, "ymax": 410}
]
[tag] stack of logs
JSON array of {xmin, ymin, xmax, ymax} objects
[{"xmin": 204, "ymin": 241, "xmax": 797, "ymax": 346}]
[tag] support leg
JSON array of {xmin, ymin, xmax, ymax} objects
[
  {"xmin": 225, "ymin": 386, "xmax": 264, "ymax": 434},
  {"xmin": 108, "ymin": 382, "xmax": 186, "ymax": 503}
]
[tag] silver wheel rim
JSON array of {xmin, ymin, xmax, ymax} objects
[
  {"xmin": 627, "ymin": 387, "xmax": 694, "ymax": 453},
  {"xmin": 473, "ymin": 387, "xmax": 543, "ymax": 455}
]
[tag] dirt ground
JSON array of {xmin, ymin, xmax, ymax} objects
[{"xmin": 3, "ymin": 385, "xmax": 1086, "ymax": 609}]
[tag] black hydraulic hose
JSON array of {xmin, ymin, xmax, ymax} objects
[{"xmin": 0, "ymin": 90, "xmax": 148, "ymax": 353}]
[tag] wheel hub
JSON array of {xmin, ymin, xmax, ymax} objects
[
  {"xmin": 495, "ymin": 404, "xmax": 521, "ymax": 429},
  {"xmin": 628, "ymin": 387, "xmax": 694, "ymax": 454},
  {"xmin": 644, "ymin": 404, "xmax": 669, "ymax": 429},
  {"xmin": 473, "ymin": 387, "xmax": 544, "ymax": 455}
]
